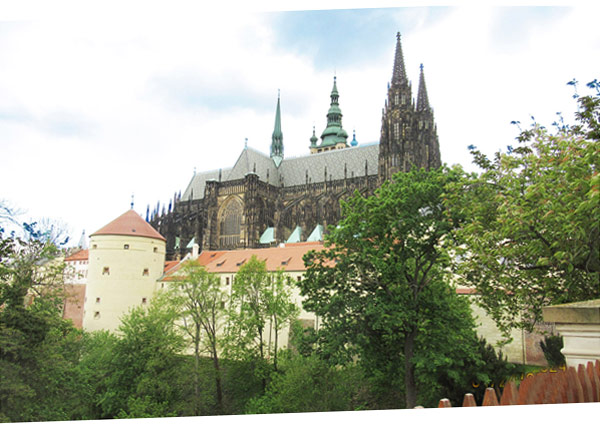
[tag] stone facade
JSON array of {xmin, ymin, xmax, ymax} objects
[{"xmin": 150, "ymin": 33, "xmax": 441, "ymax": 260}]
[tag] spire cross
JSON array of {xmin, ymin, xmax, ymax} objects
[{"xmin": 397, "ymin": 32, "xmax": 401, "ymax": 41}]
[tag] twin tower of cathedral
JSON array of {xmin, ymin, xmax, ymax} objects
[{"xmin": 150, "ymin": 33, "xmax": 441, "ymax": 258}]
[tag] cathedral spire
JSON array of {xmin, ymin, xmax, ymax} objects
[
  {"xmin": 417, "ymin": 63, "xmax": 430, "ymax": 112},
  {"xmin": 392, "ymin": 32, "xmax": 407, "ymax": 86},
  {"xmin": 270, "ymin": 91, "xmax": 284, "ymax": 167}
]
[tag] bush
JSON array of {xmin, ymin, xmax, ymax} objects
[
  {"xmin": 245, "ymin": 352, "xmax": 366, "ymax": 414},
  {"xmin": 540, "ymin": 334, "xmax": 566, "ymax": 368}
]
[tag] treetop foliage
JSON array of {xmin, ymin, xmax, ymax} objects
[{"xmin": 448, "ymin": 80, "xmax": 600, "ymax": 335}]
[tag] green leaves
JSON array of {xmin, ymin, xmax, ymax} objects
[
  {"xmin": 300, "ymin": 166, "xmax": 482, "ymax": 408},
  {"xmin": 225, "ymin": 256, "xmax": 298, "ymax": 376},
  {"xmin": 450, "ymin": 81, "xmax": 600, "ymax": 334}
]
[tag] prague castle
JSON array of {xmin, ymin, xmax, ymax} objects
[
  {"xmin": 150, "ymin": 33, "xmax": 441, "ymax": 259},
  {"xmin": 61, "ymin": 33, "xmax": 547, "ymax": 364}
]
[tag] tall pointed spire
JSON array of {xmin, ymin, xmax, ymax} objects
[
  {"xmin": 417, "ymin": 63, "xmax": 430, "ymax": 112},
  {"xmin": 270, "ymin": 91, "xmax": 284, "ymax": 167},
  {"xmin": 392, "ymin": 32, "xmax": 407, "ymax": 86}
]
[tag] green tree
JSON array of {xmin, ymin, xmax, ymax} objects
[
  {"xmin": 245, "ymin": 352, "xmax": 365, "ymax": 414},
  {"xmin": 225, "ymin": 256, "xmax": 298, "ymax": 390},
  {"xmin": 76, "ymin": 330, "xmax": 120, "ymax": 419},
  {"xmin": 448, "ymin": 80, "xmax": 600, "ymax": 335},
  {"xmin": 0, "ymin": 216, "xmax": 89, "ymax": 421},
  {"xmin": 98, "ymin": 295, "xmax": 186, "ymax": 418},
  {"xmin": 300, "ymin": 166, "xmax": 483, "ymax": 408},
  {"xmin": 166, "ymin": 261, "xmax": 227, "ymax": 414}
]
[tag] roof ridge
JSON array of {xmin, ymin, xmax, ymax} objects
[{"xmin": 282, "ymin": 142, "xmax": 379, "ymax": 162}]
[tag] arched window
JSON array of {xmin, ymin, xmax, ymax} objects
[{"xmin": 218, "ymin": 197, "xmax": 243, "ymax": 248}]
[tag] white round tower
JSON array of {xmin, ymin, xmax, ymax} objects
[{"xmin": 82, "ymin": 210, "xmax": 166, "ymax": 332}]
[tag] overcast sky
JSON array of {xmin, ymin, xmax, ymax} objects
[{"xmin": 1, "ymin": 1, "xmax": 598, "ymax": 245}]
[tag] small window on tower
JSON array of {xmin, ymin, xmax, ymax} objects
[
  {"xmin": 225, "ymin": 277, "xmax": 230, "ymax": 285},
  {"xmin": 94, "ymin": 311, "xmax": 100, "ymax": 319},
  {"xmin": 92, "ymin": 244, "xmax": 97, "ymax": 249},
  {"xmin": 95, "ymin": 297, "xmax": 100, "ymax": 304},
  {"xmin": 102, "ymin": 267, "xmax": 110, "ymax": 275},
  {"xmin": 142, "ymin": 298, "xmax": 147, "ymax": 305},
  {"xmin": 394, "ymin": 94, "xmax": 399, "ymax": 105},
  {"xmin": 142, "ymin": 268, "xmax": 149, "ymax": 276},
  {"xmin": 124, "ymin": 244, "xmax": 129, "ymax": 250},
  {"xmin": 297, "ymin": 276, "xmax": 302, "ymax": 282}
]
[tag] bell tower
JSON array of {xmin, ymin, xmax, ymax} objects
[{"xmin": 378, "ymin": 32, "xmax": 441, "ymax": 182}]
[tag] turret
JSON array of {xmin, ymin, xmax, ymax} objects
[{"xmin": 311, "ymin": 76, "xmax": 349, "ymax": 154}]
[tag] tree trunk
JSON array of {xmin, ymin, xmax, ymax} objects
[
  {"xmin": 211, "ymin": 346, "xmax": 223, "ymax": 414},
  {"xmin": 258, "ymin": 327, "xmax": 266, "ymax": 391},
  {"xmin": 404, "ymin": 327, "xmax": 417, "ymax": 409},
  {"xmin": 273, "ymin": 314, "xmax": 279, "ymax": 371},
  {"xmin": 193, "ymin": 329, "xmax": 200, "ymax": 416}
]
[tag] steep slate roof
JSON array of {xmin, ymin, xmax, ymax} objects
[
  {"xmin": 225, "ymin": 146, "xmax": 280, "ymax": 185},
  {"xmin": 91, "ymin": 209, "xmax": 166, "ymax": 241},
  {"xmin": 182, "ymin": 168, "xmax": 228, "ymax": 202},
  {"xmin": 279, "ymin": 143, "xmax": 379, "ymax": 186},
  {"xmin": 183, "ymin": 143, "xmax": 380, "ymax": 201}
]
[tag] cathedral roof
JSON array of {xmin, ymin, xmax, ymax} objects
[
  {"xmin": 182, "ymin": 143, "xmax": 380, "ymax": 201},
  {"xmin": 279, "ymin": 143, "xmax": 379, "ymax": 186},
  {"xmin": 182, "ymin": 167, "xmax": 229, "ymax": 202},
  {"xmin": 226, "ymin": 146, "xmax": 280, "ymax": 185},
  {"xmin": 91, "ymin": 209, "xmax": 166, "ymax": 241}
]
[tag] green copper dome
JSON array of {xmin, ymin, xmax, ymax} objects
[
  {"xmin": 319, "ymin": 76, "xmax": 348, "ymax": 148},
  {"xmin": 310, "ymin": 126, "xmax": 318, "ymax": 147}
]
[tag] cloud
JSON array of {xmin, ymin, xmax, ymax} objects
[{"xmin": 0, "ymin": 5, "xmax": 598, "ymax": 244}]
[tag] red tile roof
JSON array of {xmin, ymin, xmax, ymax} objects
[
  {"xmin": 65, "ymin": 249, "xmax": 89, "ymax": 262},
  {"xmin": 164, "ymin": 261, "xmax": 180, "ymax": 274},
  {"xmin": 162, "ymin": 242, "xmax": 325, "ymax": 280},
  {"xmin": 91, "ymin": 210, "xmax": 166, "ymax": 241}
]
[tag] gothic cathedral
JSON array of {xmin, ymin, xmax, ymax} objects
[{"xmin": 150, "ymin": 33, "xmax": 441, "ymax": 259}]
